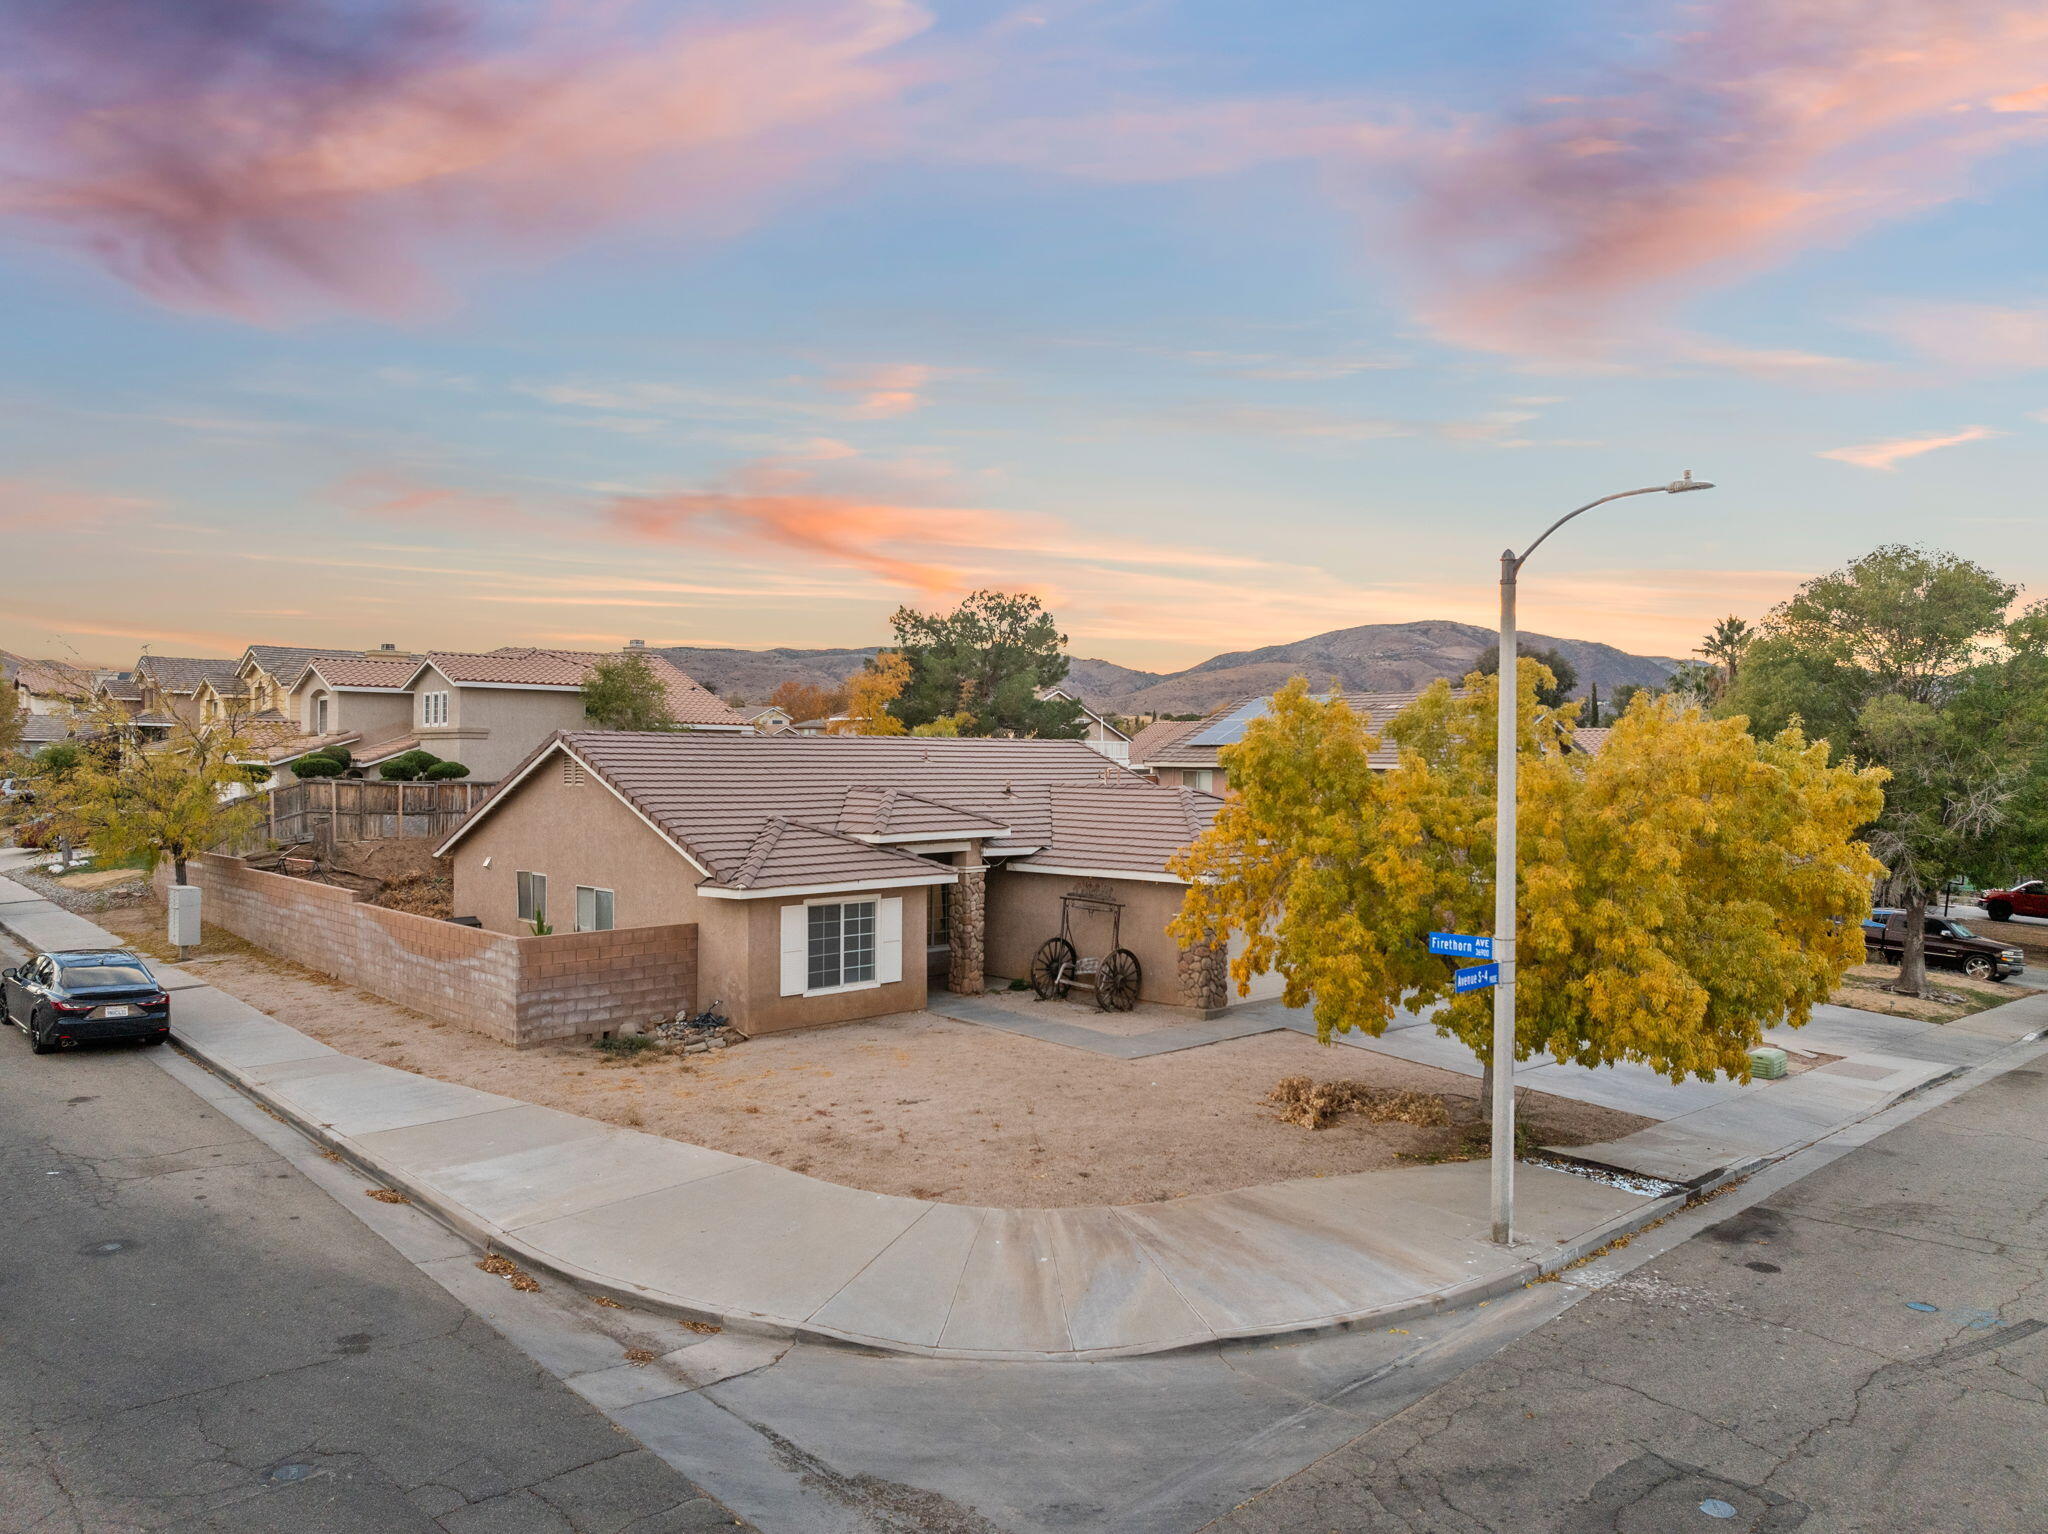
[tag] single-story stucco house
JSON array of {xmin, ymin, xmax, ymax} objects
[{"xmin": 435, "ymin": 731, "xmax": 1254, "ymax": 1036}]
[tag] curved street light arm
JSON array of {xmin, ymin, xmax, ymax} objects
[{"xmin": 1511, "ymin": 486, "xmax": 1669, "ymax": 572}]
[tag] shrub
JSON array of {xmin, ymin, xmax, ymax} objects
[
  {"xmin": 378, "ymin": 749, "xmax": 442, "ymax": 781},
  {"xmin": 291, "ymin": 754, "xmax": 344, "ymax": 778},
  {"xmin": 318, "ymin": 746, "xmax": 352, "ymax": 768},
  {"xmin": 421, "ymin": 761, "xmax": 469, "ymax": 781}
]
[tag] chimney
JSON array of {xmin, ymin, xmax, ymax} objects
[
  {"xmin": 626, "ymin": 638, "xmax": 646, "ymax": 649},
  {"xmin": 363, "ymin": 643, "xmax": 400, "ymax": 658}
]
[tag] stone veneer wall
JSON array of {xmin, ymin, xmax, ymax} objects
[{"xmin": 158, "ymin": 854, "xmax": 695, "ymax": 1048}]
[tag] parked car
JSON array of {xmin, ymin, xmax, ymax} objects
[
  {"xmin": 2, "ymin": 949, "xmax": 171, "ymax": 1053},
  {"xmin": 0, "ymin": 777, "xmax": 32, "ymax": 805},
  {"xmin": 1862, "ymin": 909, "xmax": 2025, "ymax": 981},
  {"xmin": 1980, "ymin": 881, "xmax": 2048, "ymax": 923}
]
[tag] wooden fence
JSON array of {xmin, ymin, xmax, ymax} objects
[{"xmin": 240, "ymin": 778, "xmax": 498, "ymax": 851}]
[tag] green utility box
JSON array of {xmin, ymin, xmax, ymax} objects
[{"xmin": 1748, "ymin": 1046, "xmax": 1790, "ymax": 1080}]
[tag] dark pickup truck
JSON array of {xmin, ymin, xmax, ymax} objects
[{"xmin": 1863, "ymin": 909, "xmax": 2026, "ymax": 981}]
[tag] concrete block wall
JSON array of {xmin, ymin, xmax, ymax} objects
[{"xmin": 160, "ymin": 856, "xmax": 695, "ymax": 1048}]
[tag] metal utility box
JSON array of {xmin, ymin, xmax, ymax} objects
[
  {"xmin": 1748, "ymin": 1046, "xmax": 1789, "ymax": 1080},
  {"xmin": 167, "ymin": 884, "xmax": 203, "ymax": 950}
]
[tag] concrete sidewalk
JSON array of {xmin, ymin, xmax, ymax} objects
[{"xmin": 6, "ymin": 870, "xmax": 2027, "ymax": 1362}]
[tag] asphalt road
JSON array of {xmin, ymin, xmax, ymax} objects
[
  {"xmin": 1206, "ymin": 1054, "xmax": 2048, "ymax": 1533},
  {"xmin": 0, "ymin": 935, "xmax": 746, "ymax": 1534}
]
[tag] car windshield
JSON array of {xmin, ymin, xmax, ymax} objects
[
  {"xmin": 1944, "ymin": 922, "xmax": 1976, "ymax": 939},
  {"xmin": 59, "ymin": 963, "xmax": 153, "ymax": 990}
]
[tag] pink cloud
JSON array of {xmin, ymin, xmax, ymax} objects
[
  {"xmin": 0, "ymin": 0, "xmax": 929, "ymax": 317},
  {"xmin": 1818, "ymin": 425, "xmax": 2001, "ymax": 470},
  {"xmin": 1397, "ymin": 0, "xmax": 2048, "ymax": 355},
  {"xmin": 0, "ymin": 480, "xmax": 153, "ymax": 531},
  {"xmin": 826, "ymin": 363, "xmax": 939, "ymax": 418},
  {"xmin": 1861, "ymin": 300, "xmax": 2048, "ymax": 370}
]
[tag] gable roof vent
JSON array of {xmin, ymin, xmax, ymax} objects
[{"xmin": 563, "ymin": 756, "xmax": 586, "ymax": 787}]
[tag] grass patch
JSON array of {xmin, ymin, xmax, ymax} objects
[{"xmin": 592, "ymin": 1033, "xmax": 663, "ymax": 1058}]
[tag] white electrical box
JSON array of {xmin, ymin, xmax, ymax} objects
[{"xmin": 167, "ymin": 884, "xmax": 202, "ymax": 949}]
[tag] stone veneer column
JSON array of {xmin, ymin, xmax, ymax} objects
[
  {"xmin": 947, "ymin": 860, "xmax": 987, "ymax": 995},
  {"xmin": 1178, "ymin": 939, "xmax": 1229, "ymax": 1013}
]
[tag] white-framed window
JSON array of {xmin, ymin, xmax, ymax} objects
[
  {"xmin": 420, "ymin": 690, "xmax": 450, "ymax": 726},
  {"xmin": 516, "ymin": 871, "xmax": 547, "ymax": 924},
  {"xmin": 313, "ymin": 696, "xmax": 329, "ymax": 734},
  {"xmin": 779, "ymin": 896, "xmax": 903, "ymax": 996},
  {"xmin": 1188, "ymin": 769, "xmax": 1216, "ymax": 793},
  {"xmin": 575, "ymin": 885, "xmax": 615, "ymax": 932}
]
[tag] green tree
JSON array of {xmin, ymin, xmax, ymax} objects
[
  {"xmin": 1171, "ymin": 670, "xmax": 1885, "ymax": 1088},
  {"xmin": 582, "ymin": 652, "xmax": 677, "ymax": 731},
  {"xmin": 1473, "ymin": 642, "xmax": 1579, "ymax": 707},
  {"xmin": 1723, "ymin": 545, "xmax": 2048, "ymax": 994},
  {"xmin": 888, "ymin": 590, "xmax": 1084, "ymax": 738},
  {"xmin": 0, "ymin": 685, "xmax": 23, "ymax": 759}
]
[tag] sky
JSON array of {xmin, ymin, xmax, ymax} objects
[{"xmin": 3, "ymin": 0, "xmax": 2047, "ymax": 676}]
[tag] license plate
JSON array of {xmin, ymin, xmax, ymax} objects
[{"xmin": 101, "ymin": 1005, "xmax": 131, "ymax": 1018}]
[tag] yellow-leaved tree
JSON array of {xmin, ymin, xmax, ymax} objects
[
  {"xmin": 830, "ymin": 652, "xmax": 911, "ymax": 736},
  {"xmin": 43, "ymin": 695, "xmax": 267, "ymax": 884},
  {"xmin": 1170, "ymin": 664, "xmax": 1886, "ymax": 1085}
]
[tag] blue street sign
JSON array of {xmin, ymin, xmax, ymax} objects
[
  {"xmin": 1428, "ymin": 931, "xmax": 1493, "ymax": 960},
  {"xmin": 1452, "ymin": 962, "xmax": 1501, "ymax": 995}
]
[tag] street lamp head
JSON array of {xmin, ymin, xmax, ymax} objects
[{"xmin": 1665, "ymin": 470, "xmax": 1715, "ymax": 493}]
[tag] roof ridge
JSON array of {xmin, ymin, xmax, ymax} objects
[{"xmin": 731, "ymin": 817, "xmax": 792, "ymax": 889}]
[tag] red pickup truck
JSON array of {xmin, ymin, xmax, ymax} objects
[{"xmin": 1981, "ymin": 881, "xmax": 2048, "ymax": 922}]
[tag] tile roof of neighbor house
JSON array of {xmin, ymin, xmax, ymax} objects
[
  {"xmin": 21, "ymin": 714, "xmax": 76, "ymax": 744},
  {"xmin": 1126, "ymin": 714, "xmax": 1213, "ymax": 766},
  {"xmin": 444, "ymin": 732, "xmax": 1221, "ymax": 892},
  {"xmin": 250, "ymin": 645, "xmax": 416, "ymax": 689},
  {"xmin": 255, "ymin": 730, "xmax": 363, "ymax": 765},
  {"xmin": 4, "ymin": 654, "xmax": 97, "ymax": 699},
  {"xmin": 415, "ymin": 649, "xmax": 747, "ymax": 728},
  {"xmin": 304, "ymin": 655, "xmax": 421, "ymax": 689},
  {"xmin": 98, "ymin": 677, "xmax": 143, "ymax": 702},
  {"xmin": 1571, "ymin": 726, "xmax": 1613, "ymax": 754},
  {"xmin": 134, "ymin": 655, "xmax": 239, "ymax": 694}
]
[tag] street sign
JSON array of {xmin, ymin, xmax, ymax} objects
[
  {"xmin": 1428, "ymin": 931, "xmax": 1493, "ymax": 960},
  {"xmin": 1452, "ymin": 962, "xmax": 1500, "ymax": 995}
]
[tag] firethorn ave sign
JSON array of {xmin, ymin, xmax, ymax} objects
[
  {"xmin": 1452, "ymin": 962, "xmax": 1501, "ymax": 995},
  {"xmin": 1428, "ymin": 931, "xmax": 1493, "ymax": 960}
]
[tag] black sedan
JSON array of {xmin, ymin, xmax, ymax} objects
[{"xmin": 3, "ymin": 949, "xmax": 171, "ymax": 1053}]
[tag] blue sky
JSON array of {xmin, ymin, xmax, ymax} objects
[{"xmin": 4, "ymin": 0, "xmax": 2046, "ymax": 672}]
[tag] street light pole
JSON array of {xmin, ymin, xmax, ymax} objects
[{"xmin": 1489, "ymin": 471, "xmax": 1715, "ymax": 1246}]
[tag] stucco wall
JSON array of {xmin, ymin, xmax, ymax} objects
[
  {"xmin": 445, "ymin": 748, "xmax": 937, "ymax": 1036},
  {"xmin": 983, "ymin": 870, "xmax": 1193, "ymax": 1008},
  {"xmin": 290, "ymin": 680, "xmax": 411, "ymax": 743},
  {"xmin": 429, "ymin": 684, "xmax": 589, "ymax": 779},
  {"xmin": 161, "ymin": 855, "xmax": 696, "ymax": 1047}
]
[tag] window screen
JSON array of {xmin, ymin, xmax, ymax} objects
[
  {"xmin": 516, "ymin": 871, "xmax": 547, "ymax": 923},
  {"xmin": 576, "ymin": 886, "xmax": 615, "ymax": 932}
]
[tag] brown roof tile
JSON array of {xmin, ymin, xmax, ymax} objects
[
  {"xmin": 417, "ymin": 649, "xmax": 746, "ymax": 728},
  {"xmin": 447, "ymin": 733, "xmax": 1207, "ymax": 890},
  {"xmin": 304, "ymin": 655, "xmax": 420, "ymax": 689}
]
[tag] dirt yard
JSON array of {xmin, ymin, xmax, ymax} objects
[
  {"xmin": 1830, "ymin": 961, "xmax": 2037, "ymax": 1024},
  {"xmin": 99, "ymin": 901, "xmax": 1653, "ymax": 1208}
]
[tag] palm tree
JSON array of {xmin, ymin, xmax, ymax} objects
[{"xmin": 1698, "ymin": 615, "xmax": 1756, "ymax": 692}]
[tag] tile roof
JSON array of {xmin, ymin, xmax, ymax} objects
[
  {"xmin": 1126, "ymin": 715, "xmax": 1211, "ymax": 766},
  {"xmin": 257, "ymin": 730, "xmax": 364, "ymax": 764},
  {"xmin": 416, "ymin": 649, "xmax": 746, "ymax": 728},
  {"xmin": 304, "ymin": 655, "xmax": 420, "ymax": 690},
  {"xmin": 1570, "ymin": 726, "xmax": 1613, "ymax": 754},
  {"xmin": 251, "ymin": 645, "xmax": 416, "ymax": 689},
  {"xmin": 21, "ymin": 714, "xmax": 76, "ymax": 744},
  {"xmin": 133, "ymin": 655, "xmax": 238, "ymax": 694},
  {"xmin": 4, "ymin": 655, "xmax": 97, "ymax": 699},
  {"xmin": 98, "ymin": 678, "xmax": 143, "ymax": 702},
  {"xmin": 448, "ymin": 732, "xmax": 1213, "ymax": 891}
]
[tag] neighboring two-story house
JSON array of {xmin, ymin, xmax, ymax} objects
[{"xmin": 96, "ymin": 655, "xmax": 239, "ymax": 736}]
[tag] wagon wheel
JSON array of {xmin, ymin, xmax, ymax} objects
[
  {"xmin": 1095, "ymin": 949, "xmax": 1141, "ymax": 1012},
  {"xmin": 1030, "ymin": 938, "xmax": 1077, "ymax": 1000}
]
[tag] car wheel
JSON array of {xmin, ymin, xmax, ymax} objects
[
  {"xmin": 1988, "ymin": 901, "xmax": 2013, "ymax": 923},
  {"xmin": 29, "ymin": 1020, "xmax": 58, "ymax": 1055},
  {"xmin": 141, "ymin": 1035, "xmax": 167, "ymax": 1047},
  {"xmin": 1962, "ymin": 955, "xmax": 1995, "ymax": 981}
]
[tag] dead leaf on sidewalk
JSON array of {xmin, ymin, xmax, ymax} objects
[
  {"xmin": 623, "ymin": 1347, "xmax": 660, "ymax": 1366},
  {"xmin": 364, "ymin": 1188, "xmax": 409, "ymax": 1204},
  {"xmin": 679, "ymin": 1319, "xmax": 721, "ymax": 1335},
  {"xmin": 590, "ymin": 1295, "xmax": 625, "ymax": 1310},
  {"xmin": 477, "ymin": 1254, "xmax": 541, "ymax": 1292}
]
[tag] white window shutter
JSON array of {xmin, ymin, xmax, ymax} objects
[
  {"xmin": 780, "ymin": 905, "xmax": 808, "ymax": 996},
  {"xmin": 876, "ymin": 897, "xmax": 903, "ymax": 984}
]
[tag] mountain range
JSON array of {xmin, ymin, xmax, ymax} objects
[{"xmin": 659, "ymin": 620, "xmax": 1681, "ymax": 716}]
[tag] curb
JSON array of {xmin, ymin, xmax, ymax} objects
[{"xmin": 166, "ymin": 1022, "xmax": 1690, "ymax": 1362}]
